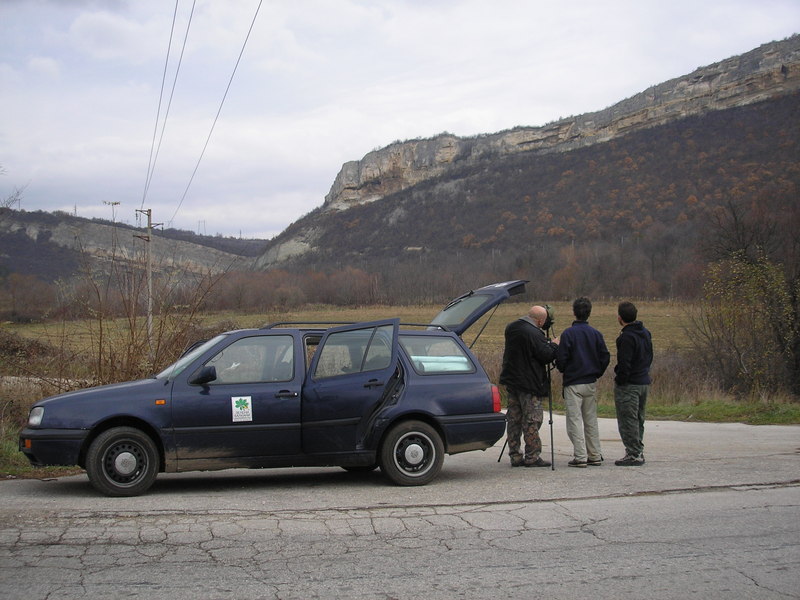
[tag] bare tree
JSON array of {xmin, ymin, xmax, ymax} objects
[{"xmin": 0, "ymin": 164, "xmax": 26, "ymax": 209}]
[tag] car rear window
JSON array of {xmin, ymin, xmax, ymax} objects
[{"xmin": 399, "ymin": 335, "xmax": 475, "ymax": 374}]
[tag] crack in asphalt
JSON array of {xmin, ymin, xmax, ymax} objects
[{"xmin": 1, "ymin": 480, "xmax": 798, "ymax": 599}]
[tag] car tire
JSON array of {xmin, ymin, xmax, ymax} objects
[
  {"xmin": 85, "ymin": 427, "xmax": 159, "ymax": 497},
  {"xmin": 380, "ymin": 420, "xmax": 444, "ymax": 486}
]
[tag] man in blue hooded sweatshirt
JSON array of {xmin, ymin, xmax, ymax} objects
[
  {"xmin": 613, "ymin": 301, "xmax": 653, "ymax": 466},
  {"xmin": 556, "ymin": 297, "xmax": 610, "ymax": 468}
]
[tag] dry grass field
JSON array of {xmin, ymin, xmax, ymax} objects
[
  {"xmin": 2, "ymin": 299, "xmax": 798, "ymax": 475},
  {"xmin": 2, "ymin": 298, "xmax": 798, "ymax": 478},
  {"xmin": 209, "ymin": 299, "xmax": 797, "ymax": 424}
]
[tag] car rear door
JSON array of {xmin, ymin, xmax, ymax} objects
[{"xmin": 301, "ymin": 319, "xmax": 399, "ymax": 454}]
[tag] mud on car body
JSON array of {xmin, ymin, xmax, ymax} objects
[{"xmin": 20, "ymin": 280, "xmax": 526, "ymax": 496}]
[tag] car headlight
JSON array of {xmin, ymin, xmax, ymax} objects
[{"xmin": 28, "ymin": 407, "xmax": 44, "ymax": 427}]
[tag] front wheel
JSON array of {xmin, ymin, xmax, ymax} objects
[
  {"xmin": 380, "ymin": 420, "xmax": 444, "ymax": 486},
  {"xmin": 85, "ymin": 427, "xmax": 159, "ymax": 497}
]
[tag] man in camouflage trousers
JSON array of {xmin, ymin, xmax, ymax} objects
[{"xmin": 499, "ymin": 305, "xmax": 559, "ymax": 467}]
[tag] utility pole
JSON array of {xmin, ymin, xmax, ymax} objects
[
  {"xmin": 104, "ymin": 201, "xmax": 121, "ymax": 248},
  {"xmin": 134, "ymin": 209, "xmax": 161, "ymax": 360},
  {"xmin": 103, "ymin": 200, "xmax": 120, "ymax": 222}
]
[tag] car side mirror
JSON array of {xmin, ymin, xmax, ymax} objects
[{"xmin": 189, "ymin": 365, "xmax": 217, "ymax": 385}]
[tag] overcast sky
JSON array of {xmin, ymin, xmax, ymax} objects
[{"xmin": 1, "ymin": 1, "xmax": 798, "ymax": 239}]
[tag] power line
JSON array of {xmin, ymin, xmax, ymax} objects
[
  {"xmin": 142, "ymin": 0, "xmax": 197, "ymax": 208},
  {"xmin": 167, "ymin": 0, "xmax": 264, "ymax": 228},
  {"xmin": 141, "ymin": 0, "xmax": 180, "ymax": 210}
]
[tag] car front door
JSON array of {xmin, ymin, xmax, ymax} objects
[
  {"xmin": 170, "ymin": 333, "xmax": 302, "ymax": 463},
  {"xmin": 301, "ymin": 319, "xmax": 399, "ymax": 454}
]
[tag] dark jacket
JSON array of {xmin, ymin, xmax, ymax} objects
[
  {"xmin": 614, "ymin": 321, "xmax": 653, "ymax": 386},
  {"xmin": 499, "ymin": 316, "xmax": 558, "ymax": 396},
  {"xmin": 555, "ymin": 320, "xmax": 610, "ymax": 386}
]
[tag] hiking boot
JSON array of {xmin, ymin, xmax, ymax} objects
[
  {"xmin": 587, "ymin": 456, "xmax": 604, "ymax": 466},
  {"xmin": 524, "ymin": 457, "xmax": 551, "ymax": 467},
  {"xmin": 614, "ymin": 454, "xmax": 644, "ymax": 466},
  {"xmin": 568, "ymin": 459, "xmax": 587, "ymax": 468},
  {"xmin": 510, "ymin": 457, "xmax": 524, "ymax": 467}
]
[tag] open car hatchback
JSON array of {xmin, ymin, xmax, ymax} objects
[{"xmin": 19, "ymin": 280, "xmax": 526, "ymax": 496}]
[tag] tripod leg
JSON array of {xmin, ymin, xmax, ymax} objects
[
  {"xmin": 547, "ymin": 363, "xmax": 555, "ymax": 470},
  {"xmin": 497, "ymin": 437, "xmax": 508, "ymax": 463},
  {"xmin": 548, "ymin": 392, "xmax": 555, "ymax": 470}
]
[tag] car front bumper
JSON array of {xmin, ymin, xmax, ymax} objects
[{"xmin": 19, "ymin": 428, "xmax": 88, "ymax": 467}]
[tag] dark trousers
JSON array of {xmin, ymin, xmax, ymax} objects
[{"xmin": 614, "ymin": 383, "xmax": 649, "ymax": 458}]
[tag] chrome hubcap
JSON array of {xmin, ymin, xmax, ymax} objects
[
  {"xmin": 114, "ymin": 451, "xmax": 137, "ymax": 476},
  {"xmin": 404, "ymin": 443, "xmax": 424, "ymax": 465}
]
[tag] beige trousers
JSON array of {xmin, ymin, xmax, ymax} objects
[{"xmin": 564, "ymin": 382, "xmax": 602, "ymax": 462}]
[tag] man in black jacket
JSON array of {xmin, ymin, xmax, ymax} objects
[
  {"xmin": 613, "ymin": 301, "xmax": 653, "ymax": 466},
  {"xmin": 499, "ymin": 305, "xmax": 559, "ymax": 467}
]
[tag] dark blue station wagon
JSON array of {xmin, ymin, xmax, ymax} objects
[{"xmin": 20, "ymin": 281, "xmax": 526, "ymax": 496}]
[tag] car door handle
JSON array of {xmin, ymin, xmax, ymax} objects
[
  {"xmin": 275, "ymin": 390, "xmax": 299, "ymax": 398},
  {"xmin": 364, "ymin": 379, "xmax": 384, "ymax": 389}
]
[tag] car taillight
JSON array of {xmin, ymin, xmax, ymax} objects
[{"xmin": 491, "ymin": 384, "xmax": 502, "ymax": 412}]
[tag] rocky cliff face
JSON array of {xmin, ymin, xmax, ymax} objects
[
  {"xmin": 252, "ymin": 36, "xmax": 800, "ymax": 271},
  {"xmin": 323, "ymin": 36, "xmax": 800, "ymax": 212}
]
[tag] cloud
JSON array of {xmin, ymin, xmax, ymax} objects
[
  {"xmin": 1, "ymin": 0, "xmax": 798, "ymax": 239},
  {"xmin": 27, "ymin": 56, "xmax": 61, "ymax": 78}
]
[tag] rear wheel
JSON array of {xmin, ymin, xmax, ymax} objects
[
  {"xmin": 380, "ymin": 420, "xmax": 444, "ymax": 486},
  {"xmin": 85, "ymin": 427, "xmax": 159, "ymax": 497}
]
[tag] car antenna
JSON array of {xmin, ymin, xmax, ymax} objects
[{"xmin": 468, "ymin": 304, "xmax": 499, "ymax": 349}]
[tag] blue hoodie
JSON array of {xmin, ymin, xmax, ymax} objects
[{"xmin": 555, "ymin": 320, "xmax": 610, "ymax": 386}]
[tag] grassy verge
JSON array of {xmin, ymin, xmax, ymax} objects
[
  {"xmin": 1, "ymin": 435, "xmax": 82, "ymax": 479},
  {"xmin": 591, "ymin": 400, "xmax": 800, "ymax": 424}
]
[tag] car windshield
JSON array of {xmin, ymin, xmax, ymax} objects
[{"xmin": 155, "ymin": 334, "xmax": 228, "ymax": 380}]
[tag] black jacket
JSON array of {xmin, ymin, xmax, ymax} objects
[
  {"xmin": 555, "ymin": 320, "xmax": 610, "ymax": 386},
  {"xmin": 614, "ymin": 321, "xmax": 653, "ymax": 385},
  {"xmin": 499, "ymin": 316, "xmax": 558, "ymax": 396}
]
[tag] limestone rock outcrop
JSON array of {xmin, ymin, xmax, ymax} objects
[{"xmin": 323, "ymin": 36, "xmax": 800, "ymax": 213}]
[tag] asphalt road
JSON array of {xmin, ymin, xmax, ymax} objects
[{"xmin": 1, "ymin": 415, "xmax": 798, "ymax": 599}]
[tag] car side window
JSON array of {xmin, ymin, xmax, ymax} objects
[
  {"xmin": 399, "ymin": 335, "xmax": 475, "ymax": 374},
  {"xmin": 314, "ymin": 324, "xmax": 392, "ymax": 379},
  {"xmin": 206, "ymin": 335, "xmax": 294, "ymax": 384}
]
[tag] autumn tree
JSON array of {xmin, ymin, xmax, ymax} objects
[{"xmin": 691, "ymin": 194, "xmax": 800, "ymax": 398}]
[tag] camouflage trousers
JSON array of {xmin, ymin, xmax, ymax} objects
[{"xmin": 505, "ymin": 388, "xmax": 544, "ymax": 464}]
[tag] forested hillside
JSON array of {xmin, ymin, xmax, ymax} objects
[{"xmin": 261, "ymin": 92, "xmax": 799, "ymax": 303}]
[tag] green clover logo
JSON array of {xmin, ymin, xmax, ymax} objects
[{"xmin": 235, "ymin": 398, "xmax": 249, "ymax": 410}]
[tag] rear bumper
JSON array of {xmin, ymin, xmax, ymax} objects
[
  {"xmin": 19, "ymin": 428, "xmax": 87, "ymax": 467},
  {"xmin": 438, "ymin": 413, "xmax": 506, "ymax": 454}
]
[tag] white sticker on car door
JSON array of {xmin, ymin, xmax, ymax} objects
[{"xmin": 231, "ymin": 396, "xmax": 253, "ymax": 422}]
